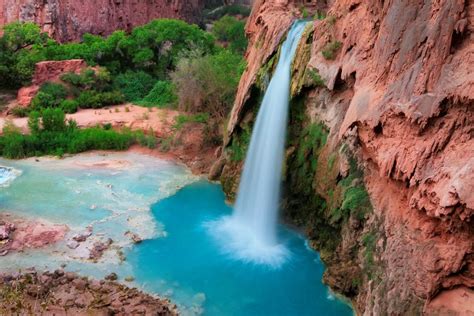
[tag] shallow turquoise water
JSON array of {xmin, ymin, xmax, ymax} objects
[
  {"xmin": 128, "ymin": 181, "xmax": 353, "ymax": 316},
  {"xmin": 0, "ymin": 153, "xmax": 352, "ymax": 315}
]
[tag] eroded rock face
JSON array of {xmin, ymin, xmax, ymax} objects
[
  {"xmin": 17, "ymin": 59, "xmax": 87, "ymax": 106},
  {"xmin": 0, "ymin": 0, "xmax": 206, "ymax": 42},
  {"xmin": 221, "ymin": 0, "xmax": 473, "ymax": 314}
]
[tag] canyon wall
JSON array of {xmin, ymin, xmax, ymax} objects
[
  {"xmin": 0, "ymin": 0, "xmax": 207, "ymax": 42},
  {"xmin": 216, "ymin": 0, "xmax": 473, "ymax": 314}
]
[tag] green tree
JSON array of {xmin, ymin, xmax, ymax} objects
[
  {"xmin": 0, "ymin": 22, "xmax": 49, "ymax": 87},
  {"xmin": 41, "ymin": 108, "xmax": 66, "ymax": 132},
  {"xmin": 212, "ymin": 16, "xmax": 248, "ymax": 54}
]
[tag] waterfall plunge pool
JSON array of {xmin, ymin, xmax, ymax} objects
[{"xmin": 0, "ymin": 152, "xmax": 352, "ymax": 316}]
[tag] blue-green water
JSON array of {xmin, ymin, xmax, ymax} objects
[
  {"xmin": 128, "ymin": 181, "xmax": 353, "ymax": 316},
  {"xmin": 0, "ymin": 153, "xmax": 352, "ymax": 316}
]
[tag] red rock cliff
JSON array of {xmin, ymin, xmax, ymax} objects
[
  {"xmin": 220, "ymin": 0, "xmax": 473, "ymax": 314},
  {"xmin": 0, "ymin": 0, "xmax": 206, "ymax": 42}
]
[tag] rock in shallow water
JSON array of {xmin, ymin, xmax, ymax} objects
[{"xmin": 67, "ymin": 240, "xmax": 79, "ymax": 249}]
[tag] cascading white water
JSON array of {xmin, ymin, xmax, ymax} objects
[{"xmin": 207, "ymin": 21, "xmax": 309, "ymax": 267}]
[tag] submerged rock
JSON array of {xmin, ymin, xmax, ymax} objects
[
  {"xmin": 89, "ymin": 238, "xmax": 113, "ymax": 261},
  {"xmin": 67, "ymin": 240, "xmax": 79, "ymax": 249},
  {"xmin": 124, "ymin": 231, "xmax": 142, "ymax": 244},
  {"xmin": 105, "ymin": 272, "xmax": 118, "ymax": 281}
]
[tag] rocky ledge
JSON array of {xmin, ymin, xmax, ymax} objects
[{"xmin": 0, "ymin": 269, "xmax": 177, "ymax": 315}]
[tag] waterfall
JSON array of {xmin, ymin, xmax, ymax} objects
[{"xmin": 207, "ymin": 21, "xmax": 309, "ymax": 267}]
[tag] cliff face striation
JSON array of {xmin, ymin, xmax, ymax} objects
[
  {"xmin": 217, "ymin": 0, "xmax": 474, "ymax": 314},
  {"xmin": 0, "ymin": 0, "xmax": 207, "ymax": 42}
]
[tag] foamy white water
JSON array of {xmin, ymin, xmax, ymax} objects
[
  {"xmin": 0, "ymin": 166, "xmax": 21, "ymax": 187},
  {"xmin": 208, "ymin": 21, "xmax": 309, "ymax": 267}
]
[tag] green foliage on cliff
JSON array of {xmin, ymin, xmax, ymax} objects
[
  {"xmin": 306, "ymin": 69, "xmax": 325, "ymax": 87},
  {"xmin": 322, "ymin": 40, "xmax": 342, "ymax": 60},
  {"xmin": 27, "ymin": 69, "xmax": 125, "ymax": 114},
  {"xmin": 362, "ymin": 232, "xmax": 377, "ymax": 278},
  {"xmin": 229, "ymin": 125, "xmax": 251, "ymax": 162},
  {"xmin": 329, "ymin": 157, "xmax": 371, "ymax": 223},
  {"xmin": 293, "ymin": 122, "xmax": 328, "ymax": 194}
]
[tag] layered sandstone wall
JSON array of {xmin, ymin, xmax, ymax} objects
[
  {"xmin": 0, "ymin": 0, "xmax": 206, "ymax": 42},
  {"xmin": 218, "ymin": 0, "xmax": 473, "ymax": 314}
]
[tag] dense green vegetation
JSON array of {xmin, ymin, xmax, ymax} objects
[
  {"xmin": 171, "ymin": 48, "xmax": 245, "ymax": 121},
  {"xmin": 228, "ymin": 125, "xmax": 252, "ymax": 162},
  {"xmin": 212, "ymin": 15, "xmax": 248, "ymax": 54},
  {"xmin": 12, "ymin": 67, "xmax": 125, "ymax": 116},
  {"xmin": 0, "ymin": 16, "xmax": 247, "ymax": 155},
  {"xmin": 329, "ymin": 156, "xmax": 372, "ymax": 223},
  {"xmin": 0, "ymin": 19, "xmax": 244, "ymax": 111},
  {"xmin": 0, "ymin": 109, "xmax": 155, "ymax": 159}
]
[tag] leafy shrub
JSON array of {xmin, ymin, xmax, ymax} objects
[
  {"xmin": 134, "ymin": 130, "xmax": 157, "ymax": 149},
  {"xmin": 30, "ymin": 91, "xmax": 58, "ymax": 110},
  {"xmin": 171, "ymin": 48, "xmax": 245, "ymax": 121},
  {"xmin": 0, "ymin": 109, "xmax": 140, "ymax": 158},
  {"xmin": 173, "ymin": 113, "xmax": 209, "ymax": 130},
  {"xmin": 59, "ymin": 99, "xmax": 78, "ymax": 113},
  {"xmin": 75, "ymin": 91, "xmax": 100, "ymax": 108},
  {"xmin": 76, "ymin": 91, "xmax": 125, "ymax": 109},
  {"xmin": 60, "ymin": 67, "xmax": 111, "ymax": 92},
  {"xmin": 10, "ymin": 106, "xmax": 30, "ymax": 117},
  {"xmin": 39, "ymin": 82, "xmax": 68, "ymax": 100},
  {"xmin": 306, "ymin": 69, "xmax": 325, "ymax": 87},
  {"xmin": 141, "ymin": 80, "xmax": 177, "ymax": 108},
  {"xmin": 99, "ymin": 91, "xmax": 125, "ymax": 106},
  {"xmin": 112, "ymin": 71, "xmax": 155, "ymax": 102},
  {"xmin": 41, "ymin": 108, "xmax": 67, "ymax": 132},
  {"xmin": 28, "ymin": 82, "xmax": 69, "ymax": 112}
]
